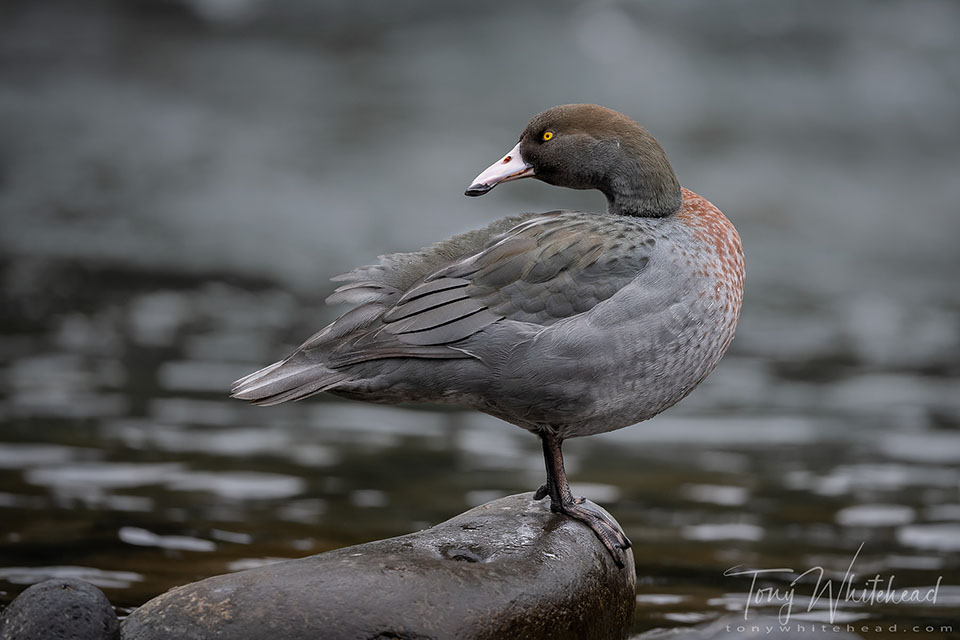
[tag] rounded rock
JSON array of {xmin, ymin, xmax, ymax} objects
[
  {"xmin": 122, "ymin": 493, "xmax": 635, "ymax": 640},
  {"xmin": 0, "ymin": 578, "xmax": 119, "ymax": 640}
]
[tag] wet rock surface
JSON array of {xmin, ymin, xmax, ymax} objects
[
  {"xmin": 120, "ymin": 493, "xmax": 635, "ymax": 640},
  {"xmin": 0, "ymin": 578, "xmax": 119, "ymax": 640}
]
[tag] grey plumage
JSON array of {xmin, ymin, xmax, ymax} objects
[
  {"xmin": 232, "ymin": 208, "xmax": 736, "ymax": 437},
  {"xmin": 231, "ymin": 104, "xmax": 745, "ymax": 565}
]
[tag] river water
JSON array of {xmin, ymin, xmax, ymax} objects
[{"xmin": 1, "ymin": 1, "xmax": 958, "ymax": 637}]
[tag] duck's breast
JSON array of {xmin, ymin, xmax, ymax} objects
[{"xmin": 491, "ymin": 190, "xmax": 744, "ymax": 435}]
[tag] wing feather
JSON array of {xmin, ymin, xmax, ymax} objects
[{"xmin": 314, "ymin": 213, "xmax": 653, "ymax": 365}]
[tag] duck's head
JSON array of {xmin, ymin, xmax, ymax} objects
[{"xmin": 465, "ymin": 104, "xmax": 681, "ymax": 218}]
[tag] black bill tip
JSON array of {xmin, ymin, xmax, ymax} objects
[{"xmin": 464, "ymin": 182, "xmax": 494, "ymax": 197}]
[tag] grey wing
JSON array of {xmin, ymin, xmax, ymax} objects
[{"xmin": 322, "ymin": 214, "xmax": 653, "ymax": 366}]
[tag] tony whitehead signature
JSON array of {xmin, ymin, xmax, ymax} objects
[{"xmin": 724, "ymin": 543, "xmax": 942, "ymax": 624}]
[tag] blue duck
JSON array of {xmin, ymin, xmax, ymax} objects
[{"xmin": 232, "ymin": 104, "xmax": 745, "ymax": 566}]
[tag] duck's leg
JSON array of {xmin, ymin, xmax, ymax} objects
[{"xmin": 534, "ymin": 431, "xmax": 632, "ymax": 567}]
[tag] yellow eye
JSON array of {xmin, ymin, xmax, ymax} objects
[{"xmin": 542, "ymin": 131, "xmax": 554, "ymax": 141}]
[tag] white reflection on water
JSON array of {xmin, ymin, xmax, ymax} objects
[
  {"xmin": 24, "ymin": 462, "xmax": 304, "ymax": 501},
  {"xmin": 104, "ymin": 419, "xmax": 330, "ymax": 461},
  {"xmin": 166, "ymin": 472, "xmax": 305, "ymax": 500},
  {"xmin": 635, "ymin": 594, "xmax": 688, "ymax": 605},
  {"xmin": 209, "ymin": 529, "xmax": 253, "ymax": 544},
  {"xmin": 118, "ymin": 527, "xmax": 216, "ymax": 552},
  {"xmin": 784, "ymin": 464, "xmax": 959, "ymax": 496},
  {"xmin": 682, "ymin": 523, "xmax": 765, "ymax": 542},
  {"xmin": 0, "ymin": 566, "xmax": 143, "ymax": 589},
  {"xmin": 896, "ymin": 523, "xmax": 960, "ymax": 552},
  {"xmin": 662, "ymin": 612, "xmax": 717, "ymax": 624},
  {"xmin": 92, "ymin": 494, "xmax": 155, "ymax": 513},
  {"xmin": 0, "ymin": 444, "xmax": 98, "ymax": 469},
  {"xmin": 25, "ymin": 463, "xmax": 185, "ymax": 492},
  {"xmin": 835, "ymin": 504, "xmax": 915, "ymax": 527},
  {"xmin": 682, "ymin": 484, "xmax": 750, "ymax": 507}
]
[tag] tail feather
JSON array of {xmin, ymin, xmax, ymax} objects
[
  {"xmin": 231, "ymin": 360, "xmax": 285, "ymax": 390},
  {"xmin": 231, "ymin": 356, "xmax": 349, "ymax": 407}
]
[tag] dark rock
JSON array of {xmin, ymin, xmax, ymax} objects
[
  {"xmin": 122, "ymin": 493, "xmax": 635, "ymax": 640},
  {"xmin": 0, "ymin": 578, "xmax": 119, "ymax": 640}
]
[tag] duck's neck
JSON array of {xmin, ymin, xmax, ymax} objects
[{"xmin": 603, "ymin": 159, "xmax": 682, "ymax": 218}]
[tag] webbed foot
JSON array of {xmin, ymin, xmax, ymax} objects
[{"xmin": 550, "ymin": 495, "xmax": 632, "ymax": 567}]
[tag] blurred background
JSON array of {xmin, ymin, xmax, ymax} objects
[{"xmin": 1, "ymin": 0, "xmax": 958, "ymax": 636}]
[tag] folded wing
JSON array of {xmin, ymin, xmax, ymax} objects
[{"xmin": 232, "ymin": 213, "xmax": 653, "ymax": 403}]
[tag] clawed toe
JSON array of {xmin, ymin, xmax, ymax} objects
[{"xmin": 552, "ymin": 499, "xmax": 632, "ymax": 567}]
